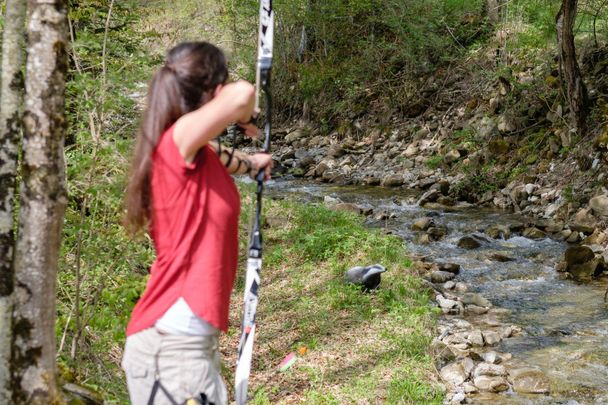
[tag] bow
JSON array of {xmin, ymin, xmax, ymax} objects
[{"xmin": 234, "ymin": 1, "xmax": 273, "ymax": 404}]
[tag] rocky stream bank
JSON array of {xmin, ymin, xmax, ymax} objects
[
  {"xmin": 269, "ymin": 114, "xmax": 608, "ymax": 283},
  {"xmin": 267, "ymin": 179, "xmax": 608, "ymax": 404},
  {"xmin": 265, "ymin": 117, "xmax": 608, "ymax": 403}
]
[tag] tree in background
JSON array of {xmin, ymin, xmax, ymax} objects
[
  {"xmin": 9, "ymin": 0, "xmax": 69, "ymax": 402},
  {"xmin": 0, "ymin": 0, "xmax": 26, "ymax": 402},
  {"xmin": 484, "ymin": 0, "xmax": 505, "ymax": 23},
  {"xmin": 556, "ymin": 0, "xmax": 589, "ymax": 133}
]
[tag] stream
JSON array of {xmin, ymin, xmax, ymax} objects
[{"xmin": 265, "ymin": 178, "xmax": 608, "ymax": 405}]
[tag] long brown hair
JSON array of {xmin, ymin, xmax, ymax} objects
[{"xmin": 124, "ymin": 42, "xmax": 228, "ymax": 234}]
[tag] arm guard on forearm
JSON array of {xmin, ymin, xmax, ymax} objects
[{"xmin": 208, "ymin": 140, "xmax": 253, "ymax": 176}]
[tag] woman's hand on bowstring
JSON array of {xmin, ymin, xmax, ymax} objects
[
  {"xmin": 248, "ymin": 153, "xmax": 273, "ymax": 181},
  {"xmin": 236, "ymin": 121, "xmax": 261, "ymax": 138},
  {"xmin": 236, "ymin": 108, "xmax": 261, "ymax": 139}
]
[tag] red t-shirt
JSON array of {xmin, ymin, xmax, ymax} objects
[{"xmin": 126, "ymin": 125, "xmax": 241, "ymax": 336}]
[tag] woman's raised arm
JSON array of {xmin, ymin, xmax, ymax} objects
[{"xmin": 172, "ymin": 80, "xmax": 255, "ymax": 163}]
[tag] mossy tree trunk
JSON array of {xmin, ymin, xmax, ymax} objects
[
  {"xmin": 556, "ymin": 0, "xmax": 589, "ymax": 133},
  {"xmin": 0, "ymin": 0, "xmax": 27, "ymax": 402},
  {"xmin": 11, "ymin": 1, "xmax": 68, "ymax": 403}
]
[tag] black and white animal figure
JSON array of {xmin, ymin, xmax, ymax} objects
[{"xmin": 345, "ymin": 264, "xmax": 387, "ymax": 291}]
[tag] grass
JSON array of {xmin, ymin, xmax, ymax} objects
[
  {"xmin": 220, "ymin": 192, "xmax": 443, "ymax": 404},
  {"xmin": 426, "ymin": 155, "xmax": 444, "ymax": 170}
]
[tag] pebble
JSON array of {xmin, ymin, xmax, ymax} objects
[
  {"xmin": 412, "ymin": 217, "xmax": 433, "ymax": 231},
  {"xmin": 474, "ymin": 363, "xmax": 507, "ymax": 378},
  {"xmin": 438, "ymin": 262, "xmax": 461, "ymax": 274},
  {"xmin": 482, "ymin": 330, "xmax": 501, "ymax": 346},
  {"xmin": 500, "ymin": 326, "xmax": 513, "ymax": 338},
  {"xmin": 440, "ymin": 362, "xmax": 467, "ymax": 386},
  {"xmin": 430, "ymin": 270, "xmax": 456, "ymax": 283},
  {"xmin": 454, "ymin": 282, "xmax": 469, "ymax": 293},
  {"xmin": 473, "ymin": 375, "xmax": 510, "ymax": 392},
  {"xmin": 461, "ymin": 293, "xmax": 492, "ymax": 308},
  {"xmin": 509, "ymin": 367, "xmax": 550, "ymax": 394},
  {"xmin": 462, "ymin": 357, "xmax": 475, "ymax": 377},
  {"xmin": 482, "ymin": 351, "xmax": 499, "ymax": 364},
  {"xmin": 499, "ymin": 352, "xmax": 513, "ymax": 362},
  {"xmin": 463, "ymin": 382, "xmax": 478, "ymax": 393},
  {"xmin": 450, "ymin": 391, "xmax": 466, "ymax": 404},
  {"xmin": 465, "ymin": 304, "xmax": 489, "ymax": 315},
  {"xmin": 436, "ymin": 294, "xmax": 459, "ymax": 311},
  {"xmin": 454, "ymin": 319, "xmax": 472, "ymax": 329},
  {"xmin": 468, "ymin": 329, "xmax": 484, "ymax": 346}
]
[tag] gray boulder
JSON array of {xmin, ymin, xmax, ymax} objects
[
  {"xmin": 569, "ymin": 208, "xmax": 597, "ymax": 234},
  {"xmin": 468, "ymin": 329, "xmax": 484, "ymax": 346},
  {"xmin": 508, "ymin": 367, "xmax": 550, "ymax": 394},
  {"xmin": 412, "ymin": 217, "xmax": 434, "ymax": 231},
  {"xmin": 563, "ymin": 245, "xmax": 603, "ymax": 280},
  {"xmin": 482, "ymin": 330, "xmax": 502, "ymax": 345},
  {"xmin": 440, "ymin": 362, "xmax": 467, "ymax": 387},
  {"xmin": 457, "ymin": 234, "xmax": 490, "ymax": 249},
  {"xmin": 427, "ymin": 226, "xmax": 448, "ymax": 241},
  {"xmin": 437, "ymin": 263, "xmax": 461, "ymax": 274},
  {"xmin": 474, "ymin": 363, "xmax": 507, "ymax": 378},
  {"xmin": 284, "ymin": 129, "xmax": 305, "ymax": 143},
  {"xmin": 473, "ymin": 376, "xmax": 509, "ymax": 392},
  {"xmin": 465, "ymin": 305, "xmax": 489, "ymax": 315},
  {"xmin": 461, "ymin": 293, "xmax": 492, "ymax": 308},
  {"xmin": 523, "ymin": 227, "xmax": 546, "ymax": 240},
  {"xmin": 417, "ymin": 189, "xmax": 441, "ymax": 206},
  {"xmin": 382, "ymin": 174, "xmax": 405, "ymax": 187},
  {"xmin": 485, "ymin": 225, "xmax": 511, "ymax": 239},
  {"xmin": 589, "ymin": 195, "xmax": 608, "ymax": 217},
  {"xmin": 430, "ymin": 271, "xmax": 456, "ymax": 283}
]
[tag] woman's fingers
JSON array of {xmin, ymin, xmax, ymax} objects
[
  {"xmin": 236, "ymin": 122, "xmax": 261, "ymax": 138},
  {"xmin": 249, "ymin": 153, "xmax": 273, "ymax": 180}
]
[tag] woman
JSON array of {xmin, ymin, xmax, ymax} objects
[{"xmin": 121, "ymin": 42, "xmax": 272, "ymax": 405}]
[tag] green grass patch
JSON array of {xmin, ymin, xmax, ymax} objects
[
  {"xmin": 225, "ymin": 197, "xmax": 442, "ymax": 404},
  {"xmin": 427, "ymin": 155, "xmax": 444, "ymax": 169}
]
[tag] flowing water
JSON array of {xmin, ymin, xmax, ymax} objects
[{"xmin": 265, "ymin": 179, "xmax": 608, "ymax": 405}]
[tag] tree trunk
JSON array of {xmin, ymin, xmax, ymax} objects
[
  {"xmin": 11, "ymin": 1, "xmax": 68, "ymax": 403},
  {"xmin": 556, "ymin": 0, "xmax": 589, "ymax": 133},
  {"xmin": 484, "ymin": 0, "xmax": 504, "ymax": 23},
  {"xmin": 0, "ymin": 0, "xmax": 27, "ymax": 401}
]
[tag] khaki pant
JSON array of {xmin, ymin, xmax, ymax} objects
[{"xmin": 122, "ymin": 327, "xmax": 228, "ymax": 405}]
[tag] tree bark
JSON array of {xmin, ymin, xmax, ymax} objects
[
  {"xmin": 11, "ymin": 1, "xmax": 68, "ymax": 403},
  {"xmin": 0, "ymin": 0, "xmax": 27, "ymax": 402},
  {"xmin": 484, "ymin": 0, "xmax": 505, "ymax": 23},
  {"xmin": 556, "ymin": 0, "xmax": 589, "ymax": 133}
]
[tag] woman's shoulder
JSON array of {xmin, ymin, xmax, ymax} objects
[
  {"xmin": 154, "ymin": 123, "xmax": 209, "ymax": 172},
  {"xmin": 155, "ymin": 124, "xmax": 176, "ymax": 150}
]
